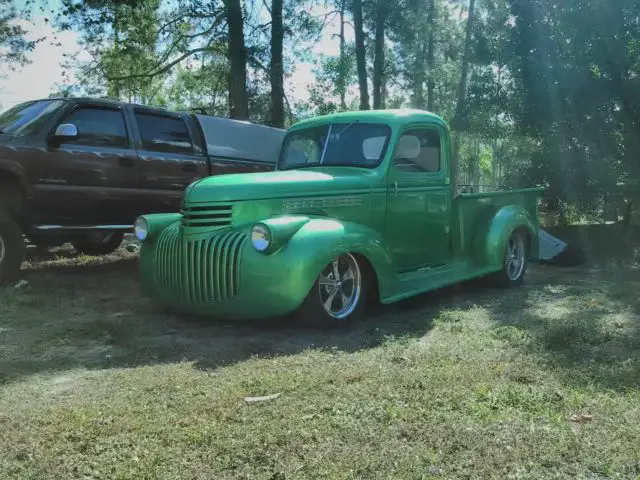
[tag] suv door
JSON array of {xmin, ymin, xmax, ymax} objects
[
  {"xmin": 133, "ymin": 109, "xmax": 208, "ymax": 214},
  {"xmin": 31, "ymin": 103, "xmax": 139, "ymax": 225}
]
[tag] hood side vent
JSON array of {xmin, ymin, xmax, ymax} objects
[{"xmin": 181, "ymin": 203, "xmax": 233, "ymax": 228}]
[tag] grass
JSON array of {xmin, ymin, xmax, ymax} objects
[{"xmin": 1, "ymin": 239, "xmax": 640, "ymax": 479}]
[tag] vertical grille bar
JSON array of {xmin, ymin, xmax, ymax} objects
[
  {"xmin": 220, "ymin": 234, "xmax": 231, "ymax": 300},
  {"xmin": 192, "ymin": 240, "xmax": 202, "ymax": 305},
  {"xmin": 152, "ymin": 228, "xmax": 247, "ymax": 305}
]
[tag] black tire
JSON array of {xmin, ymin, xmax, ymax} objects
[
  {"xmin": 294, "ymin": 252, "xmax": 370, "ymax": 328},
  {"xmin": 493, "ymin": 230, "xmax": 527, "ymax": 288},
  {"xmin": 0, "ymin": 219, "xmax": 25, "ymax": 286},
  {"xmin": 71, "ymin": 231, "xmax": 124, "ymax": 256}
]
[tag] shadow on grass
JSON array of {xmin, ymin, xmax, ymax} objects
[
  {"xmin": 489, "ymin": 265, "xmax": 640, "ymax": 391},
  {"xmin": 0, "ymin": 260, "xmax": 489, "ymax": 383}
]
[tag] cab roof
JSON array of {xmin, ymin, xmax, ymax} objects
[{"xmin": 288, "ymin": 108, "xmax": 449, "ymax": 132}]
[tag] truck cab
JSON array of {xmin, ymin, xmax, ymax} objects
[{"xmin": 136, "ymin": 109, "xmax": 543, "ymax": 327}]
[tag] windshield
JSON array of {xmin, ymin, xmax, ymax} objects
[
  {"xmin": 0, "ymin": 99, "xmax": 67, "ymax": 136},
  {"xmin": 278, "ymin": 122, "xmax": 391, "ymax": 170}
]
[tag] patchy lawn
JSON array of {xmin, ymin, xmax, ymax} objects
[{"xmin": 1, "ymin": 240, "xmax": 639, "ymax": 479}]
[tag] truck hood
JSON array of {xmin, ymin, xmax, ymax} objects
[{"xmin": 185, "ymin": 168, "xmax": 374, "ymax": 203}]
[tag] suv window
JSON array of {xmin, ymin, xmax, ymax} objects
[
  {"xmin": 61, "ymin": 107, "xmax": 129, "ymax": 148},
  {"xmin": 394, "ymin": 128, "xmax": 441, "ymax": 173},
  {"xmin": 135, "ymin": 112, "xmax": 193, "ymax": 154}
]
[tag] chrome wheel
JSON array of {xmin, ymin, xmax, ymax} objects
[
  {"xmin": 318, "ymin": 253, "xmax": 362, "ymax": 320},
  {"xmin": 0, "ymin": 233, "xmax": 5, "ymax": 264},
  {"xmin": 505, "ymin": 233, "xmax": 525, "ymax": 281}
]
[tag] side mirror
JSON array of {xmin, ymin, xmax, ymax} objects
[{"xmin": 53, "ymin": 123, "xmax": 78, "ymax": 140}]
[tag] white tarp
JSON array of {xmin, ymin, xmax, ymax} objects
[{"xmin": 195, "ymin": 114, "xmax": 285, "ymax": 164}]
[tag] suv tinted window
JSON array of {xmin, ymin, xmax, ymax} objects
[
  {"xmin": 393, "ymin": 128, "xmax": 441, "ymax": 173},
  {"xmin": 135, "ymin": 112, "xmax": 193, "ymax": 154},
  {"xmin": 61, "ymin": 107, "xmax": 129, "ymax": 148},
  {"xmin": 0, "ymin": 99, "xmax": 66, "ymax": 136}
]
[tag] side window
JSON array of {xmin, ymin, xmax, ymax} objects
[
  {"xmin": 135, "ymin": 112, "xmax": 194, "ymax": 154},
  {"xmin": 282, "ymin": 136, "xmax": 322, "ymax": 166},
  {"xmin": 393, "ymin": 128, "xmax": 441, "ymax": 173},
  {"xmin": 61, "ymin": 107, "xmax": 129, "ymax": 148}
]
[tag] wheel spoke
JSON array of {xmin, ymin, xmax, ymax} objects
[
  {"xmin": 323, "ymin": 288, "xmax": 338, "ymax": 311},
  {"xmin": 339, "ymin": 290, "xmax": 349, "ymax": 308},
  {"xmin": 319, "ymin": 275, "xmax": 336, "ymax": 287},
  {"xmin": 342, "ymin": 269, "xmax": 354, "ymax": 282},
  {"xmin": 332, "ymin": 260, "xmax": 340, "ymax": 281}
]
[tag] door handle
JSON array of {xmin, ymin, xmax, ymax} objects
[
  {"xmin": 182, "ymin": 161, "xmax": 198, "ymax": 172},
  {"xmin": 118, "ymin": 156, "xmax": 135, "ymax": 167}
]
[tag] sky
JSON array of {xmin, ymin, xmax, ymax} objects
[{"xmin": 0, "ymin": 0, "xmax": 351, "ymax": 112}]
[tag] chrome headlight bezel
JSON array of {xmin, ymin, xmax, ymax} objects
[
  {"xmin": 134, "ymin": 216, "xmax": 149, "ymax": 242},
  {"xmin": 250, "ymin": 223, "xmax": 271, "ymax": 252}
]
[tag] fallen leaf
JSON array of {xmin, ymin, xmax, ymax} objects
[
  {"xmin": 14, "ymin": 280, "xmax": 30, "ymax": 290},
  {"xmin": 244, "ymin": 393, "xmax": 282, "ymax": 404},
  {"xmin": 570, "ymin": 413, "xmax": 593, "ymax": 423}
]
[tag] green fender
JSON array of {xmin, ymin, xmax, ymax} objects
[
  {"xmin": 471, "ymin": 205, "xmax": 539, "ymax": 270},
  {"xmin": 261, "ymin": 216, "xmax": 396, "ymax": 305}
]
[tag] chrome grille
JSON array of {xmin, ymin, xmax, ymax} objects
[
  {"xmin": 180, "ymin": 203, "xmax": 233, "ymax": 228},
  {"xmin": 154, "ymin": 224, "xmax": 247, "ymax": 304}
]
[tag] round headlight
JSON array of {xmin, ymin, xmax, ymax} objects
[
  {"xmin": 134, "ymin": 217, "xmax": 149, "ymax": 241},
  {"xmin": 251, "ymin": 224, "xmax": 271, "ymax": 252}
]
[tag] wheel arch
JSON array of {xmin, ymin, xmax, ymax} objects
[
  {"xmin": 282, "ymin": 218, "xmax": 396, "ymax": 304},
  {"xmin": 473, "ymin": 204, "xmax": 539, "ymax": 270}
]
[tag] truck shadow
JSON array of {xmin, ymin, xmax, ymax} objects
[
  {"xmin": 5, "ymin": 249, "xmax": 638, "ymax": 394},
  {"xmin": 0, "ymin": 259, "xmax": 483, "ymax": 383}
]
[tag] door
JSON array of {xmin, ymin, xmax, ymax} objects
[
  {"xmin": 31, "ymin": 104, "xmax": 139, "ymax": 225},
  {"xmin": 134, "ymin": 110, "xmax": 208, "ymax": 213},
  {"xmin": 384, "ymin": 125, "xmax": 451, "ymax": 271}
]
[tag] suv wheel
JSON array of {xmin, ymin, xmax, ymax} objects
[
  {"xmin": 0, "ymin": 219, "xmax": 25, "ymax": 285},
  {"xmin": 72, "ymin": 231, "xmax": 124, "ymax": 256}
]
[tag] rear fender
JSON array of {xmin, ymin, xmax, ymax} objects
[
  {"xmin": 267, "ymin": 217, "xmax": 396, "ymax": 302},
  {"xmin": 473, "ymin": 205, "xmax": 538, "ymax": 269}
]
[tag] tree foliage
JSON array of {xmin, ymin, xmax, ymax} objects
[{"xmin": 7, "ymin": 0, "xmax": 638, "ymax": 223}]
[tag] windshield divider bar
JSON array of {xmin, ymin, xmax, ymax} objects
[{"xmin": 319, "ymin": 124, "xmax": 333, "ymax": 165}]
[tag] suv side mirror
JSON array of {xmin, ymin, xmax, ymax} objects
[{"xmin": 53, "ymin": 123, "xmax": 78, "ymax": 140}]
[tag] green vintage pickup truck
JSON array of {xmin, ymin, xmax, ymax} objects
[{"xmin": 135, "ymin": 109, "xmax": 543, "ymax": 326}]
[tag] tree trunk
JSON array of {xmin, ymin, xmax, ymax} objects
[
  {"xmin": 223, "ymin": 0, "xmax": 249, "ymax": 119},
  {"xmin": 411, "ymin": 41, "xmax": 426, "ymax": 109},
  {"xmin": 338, "ymin": 0, "xmax": 347, "ymax": 111},
  {"xmin": 270, "ymin": 0, "xmax": 285, "ymax": 128},
  {"xmin": 352, "ymin": 0, "xmax": 370, "ymax": 110},
  {"xmin": 452, "ymin": 0, "xmax": 476, "ymax": 188},
  {"xmin": 109, "ymin": 4, "xmax": 121, "ymax": 100},
  {"xmin": 426, "ymin": 0, "xmax": 436, "ymax": 111},
  {"xmin": 372, "ymin": 1, "xmax": 386, "ymax": 109}
]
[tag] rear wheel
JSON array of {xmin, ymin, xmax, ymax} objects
[
  {"xmin": 494, "ymin": 230, "xmax": 527, "ymax": 287},
  {"xmin": 295, "ymin": 253, "xmax": 369, "ymax": 328},
  {"xmin": 0, "ymin": 219, "xmax": 24, "ymax": 285},
  {"xmin": 72, "ymin": 231, "xmax": 124, "ymax": 256}
]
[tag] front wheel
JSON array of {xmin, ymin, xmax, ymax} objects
[
  {"xmin": 294, "ymin": 252, "xmax": 369, "ymax": 328},
  {"xmin": 0, "ymin": 219, "xmax": 25, "ymax": 285},
  {"xmin": 71, "ymin": 231, "xmax": 124, "ymax": 256},
  {"xmin": 494, "ymin": 231, "xmax": 527, "ymax": 287}
]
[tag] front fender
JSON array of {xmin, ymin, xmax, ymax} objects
[
  {"xmin": 254, "ymin": 217, "xmax": 396, "ymax": 307},
  {"xmin": 472, "ymin": 205, "xmax": 538, "ymax": 269}
]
